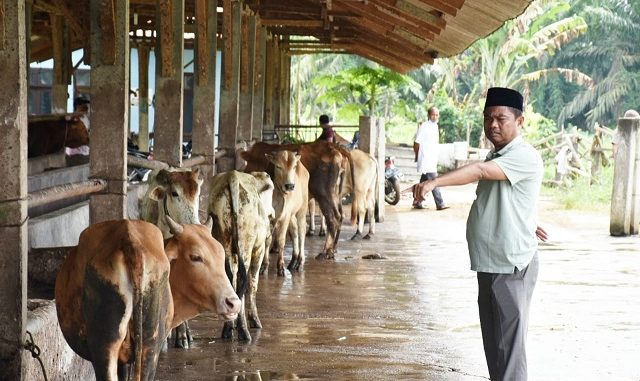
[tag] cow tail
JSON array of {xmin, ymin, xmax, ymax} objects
[
  {"xmin": 123, "ymin": 241, "xmax": 145, "ymax": 381},
  {"xmin": 347, "ymin": 152, "xmax": 357, "ymax": 226},
  {"xmin": 373, "ymin": 157, "xmax": 380, "ymax": 222},
  {"xmin": 229, "ymin": 175, "xmax": 248, "ymax": 298}
]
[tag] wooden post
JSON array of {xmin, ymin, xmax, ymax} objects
[
  {"xmin": 251, "ymin": 23, "xmax": 266, "ymax": 141},
  {"xmin": 154, "ymin": 0, "xmax": 184, "ymax": 167},
  {"xmin": 359, "ymin": 115, "xmax": 384, "ymax": 221},
  {"xmin": 218, "ymin": 0, "xmax": 241, "ymax": 171},
  {"xmin": 281, "ymin": 49, "xmax": 291, "ymax": 125},
  {"xmin": 137, "ymin": 43, "xmax": 150, "ymax": 152},
  {"xmin": 263, "ymin": 33, "xmax": 275, "ymax": 129},
  {"xmin": 0, "ymin": 1, "xmax": 28, "ymax": 379},
  {"xmin": 610, "ymin": 116, "xmax": 640, "ymax": 235},
  {"xmin": 89, "ymin": 0, "xmax": 129, "ymax": 223},
  {"xmin": 237, "ymin": 9, "xmax": 255, "ymax": 142},
  {"xmin": 51, "ymin": 15, "xmax": 70, "ymax": 113},
  {"xmin": 272, "ymin": 36, "xmax": 281, "ymax": 126},
  {"xmin": 192, "ymin": 0, "xmax": 217, "ymax": 214}
]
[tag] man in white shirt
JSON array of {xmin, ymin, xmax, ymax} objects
[{"xmin": 413, "ymin": 106, "xmax": 447, "ymax": 210}]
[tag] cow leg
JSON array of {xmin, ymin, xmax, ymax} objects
[
  {"xmin": 315, "ymin": 197, "xmax": 339, "ymax": 260},
  {"xmin": 260, "ymin": 231, "xmax": 272, "ymax": 275},
  {"xmin": 319, "ymin": 215, "xmax": 326, "ymax": 236},
  {"xmin": 294, "ymin": 208, "xmax": 307, "ymax": 271},
  {"xmin": 236, "ymin": 297, "xmax": 251, "ymax": 341},
  {"xmin": 173, "ymin": 321, "xmax": 191, "ymax": 348},
  {"xmin": 222, "ymin": 257, "xmax": 239, "ymax": 340},
  {"xmin": 273, "ymin": 219, "xmax": 288, "ymax": 276},
  {"xmin": 247, "ymin": 244, "xmax": 265, "ymax": 329},
  {"xmin": 287, "ymin": 218, "xmax": 300, "ymax": 272},
  {"xmin": 364, "ymin": 193, "xmax": 376, "ymax": 240},
  {"xmin": 307, "ymin": 199, "xmax": 316, "ymax": 236},
  {"xmin": 117, "ymin": 363, "xmax": 129, "ymax": 380}
]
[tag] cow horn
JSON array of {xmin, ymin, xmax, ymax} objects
[
  {"xmin": 165, "ymin": 215, "xmax": 184, "ymax": 235},
  {"xmin": 204, "ymin": 215, "xmax": 214, "ymax": 232}
]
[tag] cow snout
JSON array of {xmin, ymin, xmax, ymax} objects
[
  {"xmin": 284, "ymin": 183, "xmax": 295, "ymax": 191},
  {"xmin": 220, "ymin": 295, "xmax": 241, "ymax": 321}
]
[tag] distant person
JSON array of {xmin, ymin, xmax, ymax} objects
[
  {"xmin": 408, "ymin": 87, "xmax": 548, "ymax": 381},
  {"xmin": 317, "ymin": 114, "xmax": 336, "ymax": 143},
  {"xmin": 65, "ymin": 96, "xmax": 91, "ymax": 165},
  {"xmin": 413, "ymin": 106, "xmax": 447, "ymax": 210}
]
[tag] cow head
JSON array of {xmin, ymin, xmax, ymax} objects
[
  {"xmin": 164, "ymin": 215, "xmax": 241, "ymax": 327},
  {"xmin": 250, "ymin": 171, "xmax": 275, "ymax": 221},
  {"xmin": 64, "ymin": 114, "xmax": 90, "ymax": 148},
  {"xmin": 266, "ymin": 150, "xmax": 301, "ymax": 194},
  {"xmin": 149, "ymin": 168, "xmax": 203, "ymax": 237}
]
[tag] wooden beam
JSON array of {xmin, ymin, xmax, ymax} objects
[
  {"xmin": 336, "ymin": 0, "xmax": 434, "ymax": 42},
  {"xmin": 414, "ymin": 0, "xmax": 462, "ymax": 17},
  {"xmin": 356, "ymin": 37, "xmax": 423, "ymax": 69},
  {"xmin": 50, "ymin": 0, "xmax": 86, "ymax": 40},
  {"xmin": 261, "ymin": 18, "xmax": 323, "ymax": 27},
  {"xmin": 195, "ymin": 0, "xmax": 208, "ymax": 85},
  {"xmin": 369, "ymin": 0, "xmax": 443, "ymax": 35},
  {"xmin": 350, "ymin": 45, "xmax": 412, "ymax": 73},
  {"xmin": 223, "ymin": 0, "xmax": 232, "ymax": 90},
  {"xmin": 158, "ymin": 0, "xmax": 172, "ymax": 77}
]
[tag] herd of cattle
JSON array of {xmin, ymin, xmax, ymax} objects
[{"xmin": 54, "ymin": 139, "xmax": 380, "ymax": 380}]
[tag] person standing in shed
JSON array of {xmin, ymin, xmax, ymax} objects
[{"xmin": 408, "ymin": 87, "xmax": 548, "ymax": 381}]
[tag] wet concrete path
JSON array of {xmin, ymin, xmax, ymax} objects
[{"xmin": 155, "ymin": 185, "xmax": 640, "ymax": 381}]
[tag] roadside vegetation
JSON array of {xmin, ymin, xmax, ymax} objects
[{"xmin": 288, "ymin": 0, "xmax": 634, "ymax": 211}]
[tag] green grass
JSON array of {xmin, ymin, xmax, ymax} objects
[{"xmin": 541, "ymin": 163, "xmax": 614, "ymax": 211}]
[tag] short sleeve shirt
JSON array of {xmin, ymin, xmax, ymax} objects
[
  {"xmin": 414, "ymin": 120, "xmax": 439, "ymax": 173},
  {"xmin": 466, "ymin": 136, "xmax": 543, "ymax": 274}
]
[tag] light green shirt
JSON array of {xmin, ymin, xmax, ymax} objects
[{"xmin": 466, "ymin": 136, "xmax": 543, "ymax": 274}]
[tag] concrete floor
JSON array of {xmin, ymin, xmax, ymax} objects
[{"xmin": 154, "ymin": 185, "xmax": 640, "ymax": 381}]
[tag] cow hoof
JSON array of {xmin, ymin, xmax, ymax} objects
[
  {"xmin": 350, "ymin": 232, "xmax": 362, "ymax": 240},
  {"xmin": 222, "ymin": 325, "xmax": 234, "ymax": 340},
  {"xmin": 277, "ymin": 267, "xmax": 285, "ymax": 277},
  {"xmin": 249, "ymin": 317, "xmax": 262, "ymax": 329},
  {"xmin": 306, "ymin": 230, "xmax": 314, "ymax": 237},
  {"xmin": 363, "ymin": 234, "xmax": 372, "ymax": 240},
  {"xmin": 319, "ymin": 230, "xmax": 326, "ymax": 237},
  {"xmin": 316, "ymin": 250, "xmax": 335, "ymax": 260},
  {"xmin": 174, "ymin": 337, "xmax": 190, "ymax": 349},
  {"xmin": 238, "ymin": 330, "xmax": 252, "ymax": 342}
]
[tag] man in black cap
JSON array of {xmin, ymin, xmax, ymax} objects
[{"xmin": 406, "ymin": 87, "xmax": 548, "ymax": 381}]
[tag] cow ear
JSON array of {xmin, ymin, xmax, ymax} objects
[
  {"xmin": 265, "ymin": 153, "xmax": 274, "ymax": 163},
  {"xmin": 156, "ymin": 169, "xmax": 171, "ymax": 185},
  {"xmin": 149, "ymin": 186, "xmax": 166, "ymax": 201},
  {"xmin": 165, "ymin": 240, "xmax": 178, "ymax": 262}
]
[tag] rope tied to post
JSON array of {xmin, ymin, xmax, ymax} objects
[{"xmin": 0, "ymin": 331, "xmax": 49, "ymax": 381}]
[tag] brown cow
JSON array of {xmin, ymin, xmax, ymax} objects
[
  {"xmin": 28, "ymin": 114, "xmax": 90, "ymax": 158},
  {"xmin": 55, "ymin": 218, "xmax": 240, "ymax": 381},
  {"xmin": 266, "ymin": 150, "xmax": 309, "ymax": 276},
  {"xmin": 241, "ymin": 140, "xmax": 351, "ymax": 259}
]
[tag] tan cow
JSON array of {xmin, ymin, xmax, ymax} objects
[
  {"xmin": 140, "ymin": 167, "xmax": 203, "ymax": 348},
  {"xmin": 309, "ymin": 149, "xmax": 378, "ymax": 240},
  {"xmin": 55, "ymin": 218, "xmax": 240, "ymax": 381},
  {"xmin": 208, "ymin": 170, "xmax": 274, "ymax": 341},
  {"xmin": 266, "ymin": 150, "xmax": 310, "ymax": 276},
  {"xmin": 241, "ymin": 141, "xmax": 351, "ymax": 259}
]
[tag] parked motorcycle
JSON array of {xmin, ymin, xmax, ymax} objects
[{"xmin": 384, "ymin": 156, "xmax": 403, "ymax": 205}]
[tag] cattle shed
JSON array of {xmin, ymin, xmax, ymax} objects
[{"xmin": 0, "ymin": 0, "xmax": 532, "ymax": 379}]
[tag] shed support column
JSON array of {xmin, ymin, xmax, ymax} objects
[
  {"xmin": 280, "ymin": 47, "xmax": 291, "ymax": 125},
  {"xmin": 251, "ymin": 23, "xmax": 266, "ymax": 140},
  {"xmin": 263, "ymin": 33, "xmax": 275, "ymax": 129},
  {"xmin": 359, "ymin": 116, "xmax": 385, "ymax": 222},
  {"xmin": 89, "ymin": 0, "xmax": 129, "ymax": 223},
  {"xmin": 137, "ymin": 44, "xmax": 150, "ymax": 152},
  {"xmin": 154, "ymin": 0, "xmax": 185, "ymax": 167},
  {"xmin": 218, "ymin": 0, "xmax": 241, "ymax": 171},
  {"xmin": 51, "ymin": 15, "xmax": 71, "ymax": 113},
  {"xmin": 272, "ymin": 38, "xmax": 281, "ymax": 126},
  {"xmin": 610, "ymin": 116, "xmax": 640, "ymax": 235},
  {"xmin": 237, "ymin": 9, "xmax": 255, "ymax": 142},
  {"xmin": 0, "ymin": 1, "xmax": 28, "ymax": 379},
  {"xmin": 192, "ymin": 0, "xmax": 217, "ymax": 212}
]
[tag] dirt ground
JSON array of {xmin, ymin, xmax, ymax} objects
[{"xmin": 154, "ymin": 184, "xmax": 640, "ymax": 381}]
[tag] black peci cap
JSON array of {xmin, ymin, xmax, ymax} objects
[
  {"xmin": 319, "ymin": 114, "xmax": 330, "ymax": 124},
  {"xmin": 484, "ymin": 87, "xmax": 524, "ymax": 111}
]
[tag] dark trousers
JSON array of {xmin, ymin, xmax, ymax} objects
[
  {"xmin": 477, "ymin": 254, "xmax": 539, "ymax": 381},
  {"xmin": 419, "ymin": 172, "xmax": 444, "ymax": 207}
]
